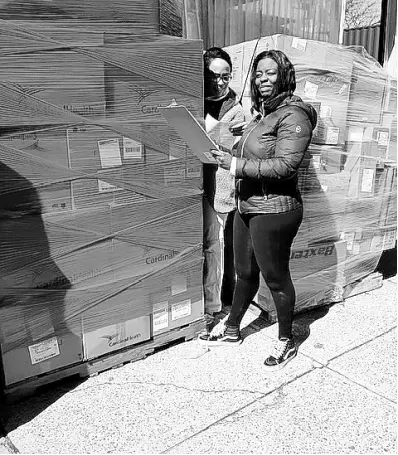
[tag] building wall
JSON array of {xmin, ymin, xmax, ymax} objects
[
  {"xmin": 343, "ymin": 24, "xmax": 381, "ymax": 60},
  {"xmin": 184, "ymin": 0, "xmax": 344, "ymax": 48}
]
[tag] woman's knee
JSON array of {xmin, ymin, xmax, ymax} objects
[{"xmin": 236, "ymin": 268, "xmax": 259, "ymax": 286}]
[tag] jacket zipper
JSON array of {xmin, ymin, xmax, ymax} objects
[{"xmin": 237, "ymin": 117, "xmax": 268, "ymax": 207}]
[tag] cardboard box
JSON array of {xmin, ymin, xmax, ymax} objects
[
  {"xmin": 342, "ymin": 227, "xmax": 396, "ymax": 256},
  {"xmin": 1, "ymin": 333, "xmax": 83, "ymax": 386},
  {"xmin": 0, "ymin": 51, "xmax": 106, "ymax": 121},
  {"xmin": 0, "ymin": 0, "xmax": 183, "ymax": 36},
  {"xmin": 66, "ymin": 125, "xmax": 147, "ymax": 209},
  {"xmin": 275, "ymin": 35, "xmax": 351, "ymax": 74},
  {"xmin": 295, "ymin": 70, "xmax": 350, "ymax": 146},
  {"xmin": 0, "ymin": 129, "xmax": 72, "ymax": 214},
  {"xmin": 0, "ymin": 291, "xmax": 83, "ymax": 386},
  {"xmin": 103, "ymin": 36, "xmax": 203, "ymax": 162},
  {"xmin": 151, "ymin": 261, "xmax": 204, "ymax": 335},
  {"xmin": 348, "ymin": 61, "xmax": 387, "ymax": 125},
  {"xmin": 152, "ymin": 298, "xmax": 204, "ymax": 335},
  {"xmin": 310, "ymin": 146, "xmax": 347, "ymax": 174},
  {"xmin": 297, "ymin": 169, "xmax": 350, "ymax": 245},
  {"xmin": 345, "ymin": 124, "xmax": 391, "ymax": 160},
  {"xmin": 375, "ymin": 165, "xmax": 397, "ymax": 228},
  {"xmin": 347, "ymin": 156, "xmax": 378, "ymax": 198},
  {"xmin": 258, "ymin": 240, "xmax": 347, "ymax": 315},
  {"xmin": 82, "ymin": 315, "xmax": 151, "ymax": 360}
]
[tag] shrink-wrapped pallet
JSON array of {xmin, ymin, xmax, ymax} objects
[
  {"xmin": 224, "ymin": 35, "xmax": 397, "ymax": 319},
  {"xmin": 0, "ymin": 29, "xmax": 205, "ymax": 386}
]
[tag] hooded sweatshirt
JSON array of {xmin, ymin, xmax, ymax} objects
[{"xmin": 233, "ymin": 94, "xmax": 318, "ymax": 215}]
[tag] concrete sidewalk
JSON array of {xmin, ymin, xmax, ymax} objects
[{"xmin": 0, "ymin": 277, "xmax": 396, "ymax": 454}]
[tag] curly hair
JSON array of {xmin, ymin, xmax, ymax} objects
[{"xmin": 250, "ymin": 50, "xmax": 296, "ymax": 113}]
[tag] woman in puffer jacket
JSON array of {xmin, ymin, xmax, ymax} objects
[
  {"xmin": 202, "ymin": 47, "xmax": 246, "ymax": 315},
  {"xmin": 200, "ymin": 50, "xmax": 318, "ymax": 371}
]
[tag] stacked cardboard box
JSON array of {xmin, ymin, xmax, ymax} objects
[
  {"xmin": 225, "ymin": 35, "xmax": 397, "ymax": 318},
  {"xmin": 0, "ymin": 0, "xmax": 184, "ymax": 37},
  {"xmin": 0, "ymin": 16, "xmax": 205, "ymax": 387}
]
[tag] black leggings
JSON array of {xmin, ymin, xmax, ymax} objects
[{"xmin": 228, "ymin": 207, "xmax": 303, "ymax": 339}]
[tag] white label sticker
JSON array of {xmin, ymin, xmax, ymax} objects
[
  {"xmin": 352, "ymin": 242, "xmax": 361, "ymax": 255},
  {"xmin": 28, "ymin": 337, "xmax": 60, "ymax": 365},
  {"xmin": 347, "ymin": 126, "xmax": 364, "ymax": 142},
  {"xmin": 98, "ymin": 138, "xmax": 122, "ymax": 168},
  {"xmin": 123, "ymin": 137, "xmax": 142, "ymax": 159},
  {"xmin": 304, "ymin": 81, "xmax": 319, "ymax": 99},
  {"xmin": 291, "ymin": 37, "xmax": 307, "ymax": 51},
  {"xmin": 312, "ymin": 154, "xmax": 321, "ymax": 169},
  {"xmin": 171, "ymin": 276, "xmax": 188, "ymax": 296},
  {"xmin": 325, "ymin": 128, "xmax": 340, "ymax": 144},
  {"xmin": 338, "ymin": 84, "xmax": 349, "ymax": 95},
  {"xmin": 153, "ymin": 303, "xmax": 169, "ymax": 332},
  {"xmin": 370, "ymin": 235, "xmax": 383, "ymax": 251},
  {"xmin": 321, "ymin": 184, "xmax": 328, "ymax": 192},
  {"xmin": 98, "ymin": 180, "xmax": 122, "ymax": 193},
  {"xmin": 383, "ymin": 230, "xmax": 397, "ymax": 250},
  {"xmin": 377, "ymin": 131, "xmax": 389, "ymax": 146},
  {"xmin": 164, "ymin": 167, "xmax": 186, "ymax": 185},
  {"xmin": 171, "ymin": 299, "xmax": 192, "ymax": 321},
  {"xmin": 186, "ymin": 165, "xmax": 201, "ymax": 178},
  {"xmin": 320, "ymin": 105, "xmax": 332, "ymax": 118},
  {"xmin": 361, "ymin": 168, "xmax": 375, "ymax": 193}
]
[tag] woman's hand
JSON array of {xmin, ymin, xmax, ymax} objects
[
  {"xmin": 211, "ymin": 148, "xmax": 232, "ymax": 170},
  {"xmin": 229, "ymin": 121, "xmax": 247, "ymax": 136}
]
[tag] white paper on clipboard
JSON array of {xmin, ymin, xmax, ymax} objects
[{"xmin": 158, "ymin": 105, "xmax": 218, "ymax": 164}]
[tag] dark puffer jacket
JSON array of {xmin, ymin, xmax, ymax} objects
[{"xmin": 234, "ymin": 95, "xmax": 317, "ymax": 214}]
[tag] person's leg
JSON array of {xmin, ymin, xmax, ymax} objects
[
  {"xmin": 198, "ymin": 211, "xmax": 259, "ymax": 346},
  {"xmin": 220, "ymin": 209, "xmax": 236, "ymax": 307},
  {"xmin": 226, "ymin": 211, "xmax": 260, "ymax": 328},
  {"xmin": 250, "ymin": 208, "xmax": 303, "ymax": 340}
]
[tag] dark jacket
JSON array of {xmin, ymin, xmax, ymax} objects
[{"xmin": 234, "ymin": 95, "xmax": 317, "ymax": 214}]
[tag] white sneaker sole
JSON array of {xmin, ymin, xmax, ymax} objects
[
  {"xmin": 264, "ymin": 351, "xmax": 297, "ymax": 371},
  {"xmin": 197, "ymin": 337, "xmax": 243, "ymax": 347}
]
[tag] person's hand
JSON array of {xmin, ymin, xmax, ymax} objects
[
  {"xmin": 229, "ymin": 121, "xmax": 247, "ymax": 136},
  {"xmin": 211, "ymin": 148, "xmax": 232, "ymax": 170}
]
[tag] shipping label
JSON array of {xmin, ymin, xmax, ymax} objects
[
  {"xmin": 153, "ymin": 302, "xmax": 169, "ymax": 332},
  {"xmin": 171, "ymin": 299, "xmax": 192, "ymax": 321},
  {"xmin": 28, "ymin": 337, "xmax": 60, "ymax": 365},
  {"xmin": 304, "ymin": 81, "xmax": 319, "ymax": 99},
  {"xmin": 98, "ymin": 138, "xmax": 122, "ymax": 168},
  {"xmin": 361, "ymin": 168, "xmax": 375, "ymax": 193},
  {"xmin": 98, "ymin": 180, "xmax": 122, "ymax": 193},
  {"xmin": 123, "ymin": 137, "xmax": 143, "ymax": 159},
  {"xmin": 291, "ymin": 37, "xmax": 307, "ymax": 51}
]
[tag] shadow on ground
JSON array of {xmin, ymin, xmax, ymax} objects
[{"xmin": 0, "ymin": 375, "xmax": 87, "ymax": 436}]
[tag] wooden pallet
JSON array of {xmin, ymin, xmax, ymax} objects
[{"xmin": 1, "ymin": 317, "xmax": 205, "ymax": 404}]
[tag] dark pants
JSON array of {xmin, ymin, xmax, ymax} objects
[
  {"xmin": 220, "ymin": 209, "xmax": 236, "ymax": 307},
  {"xmin": 228, "ymin": 207, "xmax": 303, "ymax": 339}
]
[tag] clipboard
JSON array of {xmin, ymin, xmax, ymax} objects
[{"xmin": 158, "ymin": 104, "xmax": 218, "ymax": 164}]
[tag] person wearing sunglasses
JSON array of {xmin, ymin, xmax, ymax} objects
[
  {"xmin": 200, "ymin": 50, "xmax": 318, "ymax": 371},
  {"xmin": 202, "ymin": 47, "xmax": 246, "ymax": 316}
]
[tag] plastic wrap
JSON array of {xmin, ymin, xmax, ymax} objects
[
  {"xmin": 225, "ymin": 35, "xmax": 397, "ymax": 317},
  {"xmin": 0, "ymin": 0, "xmax": 184, "ymax": 37},
  {"xmin": 0, "ymin": 15, "xmax": 205, "ymax": 385}
]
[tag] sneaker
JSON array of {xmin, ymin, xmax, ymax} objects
[
  {"xmin": 264, "ymin": 338, "xmax": 297, "ymax": 370},
  {"xmin": 198, "ymin": 315, "xmax": 242, "ymax": 347}
]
